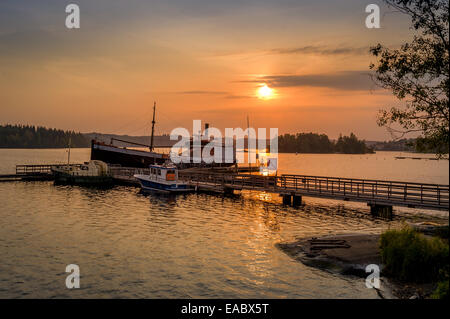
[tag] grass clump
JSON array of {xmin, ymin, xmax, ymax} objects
[
  {"xmin": 379, "ymin": 227, "xmax": 448, "ymax": 284},
  {"xmin": 431, "ymin": 270, "xmax": 449, "ymax": 299}
]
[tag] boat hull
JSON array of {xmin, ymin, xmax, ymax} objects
[
  {"xmin": 52, "ymin": 169, "xmax": 113, "ymax": 186},
  {"xmin": 134, "ymin": 175, "xmax": 193, "ymax": 193}
]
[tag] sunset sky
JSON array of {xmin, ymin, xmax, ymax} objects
[{"xmin": 0, "ymin": 0, "xmax": 415, "ymax": 140}]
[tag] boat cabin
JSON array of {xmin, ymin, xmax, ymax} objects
[
  {"xmin": 134, "ymin": 163, "xmax": 192, "ymax": 193},
  {"xmin": 148, "ymin": 164, "xmax": 178, "ymax": 182}
]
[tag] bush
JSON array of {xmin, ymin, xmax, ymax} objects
[
  {"xmin": 435, "ymin": 226, "xmax": 449, "ymax": 239},
  {"xmin": 431, "ymin": 278, "xmax": 449, "ymax": 299},
  {"xmin": 379, "ymin": 227, "xmax": 449, "ymax": 283}
]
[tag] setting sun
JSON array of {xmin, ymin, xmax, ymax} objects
[{"xmin": 257, "ymin": 84, "xmax": 274, "ymax": 100}]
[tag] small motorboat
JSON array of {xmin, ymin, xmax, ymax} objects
[
  {"xmin": 134, "ymin": 163, "xmax": 194, "ymax": 193},
  {"xmin": 51, "ymin": 160, "xmax": 113, "ymax": 186}
]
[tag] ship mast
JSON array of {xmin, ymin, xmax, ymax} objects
[{"xmin": 150, "ymin": 101, "xmax": 156, "ymax": 152}]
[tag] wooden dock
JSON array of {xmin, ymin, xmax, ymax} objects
[
  {"xmin": 109, "ymin": 166, "xmax": 449, "ymax": 215},
  {"xmin": 109, "ymin": 166, "xmax": 149, "ymax": 185},
  {"xmin": 3, "ymin": 164, "xmax": 449, "ymax": 218},
  {"xmin": 108, "ymin": 166, "xmax": 259, "ymax": 186},
  {"xmin": 176, "ymin": 171, "xmax": 449, "ymax": 217},
  {"xmin": 0, "ymin": 164, "xmax": 83, "ymax": 182}
]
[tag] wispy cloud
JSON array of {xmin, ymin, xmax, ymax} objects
[
  {"xmin": 270, "ymin": 45, "xmax": 369, "ymax": 56},
  {"xmin": 246, "ymin": 71, "xmax": 379, "ymax": 91},
  {"xmin": 209, "ymin": 45, "xmax": 370, "ymax": 58},
  {"xmin": 175, "ymin": 90, "xmax": 228, "ymax": 95},
  {"xmin": 224, "ymin": 94, "xmax": 253, "ymax": 99},
  {"xmin": 173, "ymin": 91, "xmax": 253, "ymax": 99}
]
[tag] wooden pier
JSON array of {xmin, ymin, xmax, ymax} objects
[
  {"xmin": 176, "ymin": 171, "xmax": 449, "ymax": 217},
  {"xmin": 3, "ymin": 164, "xmax": 449, "ymax": 218},
  {"xmin": 108, "ymin": 166, "xmax": 259, "ymax": 186},
  {"xmin": 0, "ymin": 164, "xmax": 83, "ymax": 182},
  {"xmin": 109, "ymin": 166, "xmax": 449, "ymax": 215},
  {"xmin": 109, "ymin": 166, "xmax": 149, "ymax": 185}
]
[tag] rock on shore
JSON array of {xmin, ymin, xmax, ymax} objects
[
  {"xmin": 277, "ymin": 234, "xmax": 399, "ymax": 298},
  {"xmin": 277, "ymin": 233, "xmax": 446, "ymax": 299},
  {"xmin": 277, "ymin": 234, "xmax": 382, "ymax": 276}
]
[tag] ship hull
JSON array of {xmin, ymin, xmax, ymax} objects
[
  {"xmin": 91, "ymin": 140, "xmax": 167, "ymax": 168},
  {"xmin": 90, "ymin": 140, "xmax": 236, "ymax": 168}
]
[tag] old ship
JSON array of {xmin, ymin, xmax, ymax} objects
[{"xmin": 90, "ymin": 102, "xmax": 236, "ymax": 168}]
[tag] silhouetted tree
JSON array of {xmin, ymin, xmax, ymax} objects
[
  {"xmin": 370, "ymin": 0, "xmax": 449, "ymax": 157},
  {"xmin": 335, "ymin": 133, "xmax": 370, "ymax": 154}
]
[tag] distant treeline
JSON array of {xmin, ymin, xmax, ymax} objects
[
  {"xmin": 279, "ymin": 132, "xmax": 374, "ymax": 154},
  {"xmin": 0, "ymin": 124, "xmax": 90, "ymax": 148},
  {"xmin": 1, "ymin": 124, "xmax": 375, "ymax": 154},
  {"xmin": 369, "ymin": 139, "xmax": 416, "ymax": 152}
]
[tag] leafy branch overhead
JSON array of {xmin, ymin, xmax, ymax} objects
[{"xmin": 370, "ymin": 0, "xmax": 449, "ymax": 157}]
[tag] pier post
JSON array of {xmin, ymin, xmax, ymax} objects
[
  {"xmin": 292, "ymin": 195, "xmax": 302, "ymax": 207},
  {"xmin": 368, "ymin": 204, "xmax": 393, "ymax": 220},
  {"xmin": 282, "ymin": 194, "xmax": 292, "ymax": 205},
  {"xmin": 224, "ymin": 187, "xmax": 234, "ymax": 195}
]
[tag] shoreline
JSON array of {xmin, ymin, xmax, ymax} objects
[{"xmin": 277, "ymin": 231, "xmax": 445, "ymax": 299}]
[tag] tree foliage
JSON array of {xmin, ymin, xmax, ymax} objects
[
  {"xmin": 0, "ymin": 124, "xmax": 89, "ymax": 148},
  {"xmin": 370, "ymin": 0, "xmax": 449, "ymax": 157},
  {"xmin": 334, "ymin": 133, "xmax": 372, "ymax": 154}
]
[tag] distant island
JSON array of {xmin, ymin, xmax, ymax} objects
[
  {"xmin": 279, "ymin": 132, "xmax": 374, "ymax": 154},
  {"xmin": 0, "ymin": 124, "xmax": 419, "ymax": 154}
]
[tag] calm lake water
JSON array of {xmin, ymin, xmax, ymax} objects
[{"xmin": 0, "ymin": 149, "xmax": 448, "ymax": 298}]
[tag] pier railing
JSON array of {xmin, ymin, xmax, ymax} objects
[
  {"xmin": 278, "ymin": 174, "xmax": 449, "ymax": 210},
  {"xmin": 109, "ymin": 167, "xmax": 150, "ymax": 185},
  {"xmin": 109, "ymin": 167, "xmax": 150, "ymax": 177},
  {"xmin": 15, "ymin": 164, "xmax": 83, "ymax": 175},
  {"xmin": 178, "ymin": 172, "xmax": 449, "ymax": 211}
]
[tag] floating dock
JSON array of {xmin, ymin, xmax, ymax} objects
[{"xmin": 395, "ymin": 156, "xmax": 448, "ymax": 160}]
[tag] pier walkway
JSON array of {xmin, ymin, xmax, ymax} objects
[
  {"xmin": 177, "ymin": 171, "xmax": 449, "ymax": 214},
  {"xmin": 3, "ymin": 164, "xmax": 448, "ymax": 218},
  {"xmin": 0, "ymin": 164, "xmax": 83, "ymax": 182},
  {"xmin": 109, "ymin": 166, "xmax": 449, "ymax": 214}
]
